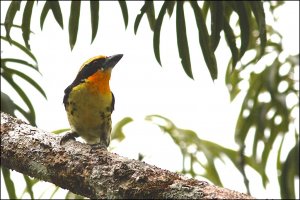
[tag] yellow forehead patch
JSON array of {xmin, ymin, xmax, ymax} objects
[{"xmin": 79, "ymin": 55, "xmax": 107, "ymax": 72}]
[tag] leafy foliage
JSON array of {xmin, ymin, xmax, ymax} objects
[
  {"xmin": 4, "ymin": 1, "xmax": 266, "ymax": 81},
  {"xmin": 1, "ymin": 1, "xmax": 298, "ymax": 199}
]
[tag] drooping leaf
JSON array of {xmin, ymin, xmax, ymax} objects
[
  {"xmin": 22, "ymin": 1, "xmax": 34, "ymax": 49},
  {"xmin": 90, "ymin": 1, "xmax": 99, "ymax": 43},
  {"xmin": 4, "ymin": 1, "xmax": 21, "ymax": 41},
  {"xmin": 202, "ymin": 1, "xmax": 210, "ymax": 20},
  {"xmin": 249, "ymin": 1, "xmax": 266, "ymax": 57},
  {"xmin": 4, "ymin": 67, "xmax": 47, "ymax": 99},
  {"xmin": 223, "ymin": 16, "xmax": 239, "ymax": 71},
  {"xmin": 1, "ymin": 167, "xmax": 17, "ymax": 200},
  {"xmin": 1, "ymin": 58, "xmax": 39, "ymax": 72},
  {"xmin": 69, "ymin": 1, "xmax": 81, "ymax": 50},
  {"xmin": 166, "ymin": 1, "xmax": 176, "ymax": 17},
  {"xmin": 231, "ymin": 1, "xmax": 250, "ymax": 59},
  {"xmin": 48, "ymin": 1, "xmax": 64, "ymax": 29},
  {"xmin": 52, "ymin": 128, "xmax": 70, "ymax": 134},
  {"xmin": 153, "ymin": 2, "xmax": 168, "ymax": 66},
  {"xmin": 111, "ymin": 117, "xmax": 133, "ymax": 142},
  {"xmin": 1, "ymin": 36, "xmax": 37, "ymax": 63},
  {"xmin": 210, "ymin": 1, "xmax": 223, "ymax": 52},
  {"xmin": 134, "ymin": 1, "xmax": 152, "ymax": 34},
  {"xmin": 190, "ymin": 1, "xmax": 218, "ymax": 80},
  {"xmin": 40, "ymin": 1, "xmax": 50, "ymax": 30},
  {"xmin": 176, "ymin": 1, "xmax": 193, "ymax": 79},
  {"xmin": 1, "ymin": 74, "xmax": 36, "ymax": 125},
  {"xmin": 145, "ymin": 1, "xmax": 156, "ymax": 31},
  {"xmin": 23, "ymin": 175, "xmax": 35, "ymax": 199},
  {"xmin": 118, "ymin": 0, "xmax": 128, "ymax": 29}
]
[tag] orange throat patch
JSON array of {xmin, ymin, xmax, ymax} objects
[{"xmin": 87, "ymin": 70, "xmax": 111, "ymax": 94}]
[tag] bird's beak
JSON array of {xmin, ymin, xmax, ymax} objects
[{"xmin": 103, "ymin": 54, "xmax": 123, "ymax": 69}]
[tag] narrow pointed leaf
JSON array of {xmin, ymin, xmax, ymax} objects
[
  {"xmin": 210, "ymin": 1, "xmax": 223, "ymax": 52},
  {"xmin": 166, "ymin": 1, "xmax": 175, "ymax": 17},
  {"xmin": 134, "ymin": 2, "xmax": 148, "ymax": 34},
  {"xmin": 90, "ymin": 1, "xmax": 99, "ymax": 43},
  {"xmin": 23, "ymin": 175, "xmax": 35, "ymax": 199},
  {"xmin": 153, "ymin": 2, "xmax": 168, "ymax": 66},
  {"xmin": 145, "ymin": 1, "xmax": 155, "ymax": 31},
  {"xmin": 69, "ymin": 1, "xmax": 81, "ymax": 50},
  {"xmin": 2, "ymin": 75, "xmax": 36, "ymax": 125},
  {"xmin": 2, "ymin": 168, "xmax": 17, "ymax": 199},
  {"xmin": 118, "ymin": 1, "xmax": 128, "ymax": 29},
  {"xmin": 232, "ymin": 1, "xmax": 250, "ymax": 59},
  {"xmin": 176, "ymin": 2, "xmax": 193, "ymax": 79},
  {"xmin": 1, "ymin": 36, "xmax": 37, "ymax": 63},
  {"xmin": 4, "ymin": 1, "xmax": 21, "ymax": 41},
  {"xmin": 22, "ymin": 1, "xmax": 34, "ymax": 49},
  {"xmin": 223, "ymin": 16, "xmax": 239, "ymax": 71},
  {"xmin": 2, "ymin": 58, "xmax": 39, "ymax": 72},
  {"xmin": 48, "ymin": 0, "xmax": 64, "ymax": 29},
  {"xmin": 249, "ymin": 1, "xmax": 266, "ymax": 57},
  {"xmin": 202, "ymin": 1, "xmax": 210, "ymax": 20},
  {"xmin": 5, "ymin": 67, "xmax": 47, "ymax": 99},
  {"xmin": 40, "ymin": 2, "xmax": 50, "ymax": 30},
  {"xmin": 190, "ymin": 1, "xmax": 218, "ymax": 80}
]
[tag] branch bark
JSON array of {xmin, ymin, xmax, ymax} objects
[{"xmin": 1, "ymin": 112, "xmax": 253, "ymax": 199}]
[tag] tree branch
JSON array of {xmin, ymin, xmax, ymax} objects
[{"xmin": 1, "ymin": 112, "xmax": 253, "ymax": 199}]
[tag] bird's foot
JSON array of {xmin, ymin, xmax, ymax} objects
[
  {"xmin": 60, "ymin": 132, "xmax": 79, "ymax": 145},
  {"xmin": 89, "ymin": 143, "xmax": 108, "ymax": 152}
]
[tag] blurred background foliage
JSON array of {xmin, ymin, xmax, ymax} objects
[{"xmin": 1, "ymin": 1, "xmax": 298, "ymax": 199}]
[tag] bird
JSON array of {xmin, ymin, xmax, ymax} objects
[{"xmin": 61, "ymin": 54, "xmax": 123, "ymax": 149}]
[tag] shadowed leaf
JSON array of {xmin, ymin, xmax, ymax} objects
[
  {"xmin": 90, "ymin": 1, "xmax": 99, "ymax": 43},
  {"xmin": 210, "ymin": 1, "xmax": 223, "ymax": 52},
  {"xmin": 153, "ymin": 2, "xmax": 168, "ymax": 66},
  {"xmin": 176, "ymin": 1, "xmax": 193, "ymax": 79},
  {"xmin": 4, "ymin": 1, "xmax": 21, "ymax": 41},
  {"xmin": 190, "ymin": 1, "xmax": 217, "ymax": 80},
  {"xmin": 118, "ymin": 1, "xmax": 128, "ymax": 29},
  {"xmin": 69, "ymin": 1, "xmax": 81, "ymax": 50},
  {"xmin": 22, "ymin": 1, "xmax": 34, "ymax": 49}
]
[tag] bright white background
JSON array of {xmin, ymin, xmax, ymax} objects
[{"xmin": 1, "ymin": 1, "xmax": 299, "ymax": 199}]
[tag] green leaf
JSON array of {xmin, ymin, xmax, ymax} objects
[
  {"xmin": 22, "ymin": 1, "xmax": 34, "ymax": 50},
  {"xmin": 134, "ymin": 2, "xmax": 148, "ymax": 34},
  {"xmin": 223, "ymin": 16, "xmax": 239, "ymax": 71},
  {"xmin": 176, "ymin": 1, "xmax": 193, "ymax": 79},
  {"xmin": 4, "ymin": 67, "xmax": 47, "ymax": 99},
  {"xmin": 23, "ymin": 175, "xmax": 35, "ymax": 199},
  {"xmin": 280, "ymin": 141, "xmax": 298, "ymax": 199},
  {"xmin": 166, "ymin": 1, "xmax": 175, "ymax": 17},
  {"xmin": 145, "ymin": 1, "xmax": 156, "ymax": 31},
  {"xmin": 90, "ymin": 1, "xmax": 99, "ymax": 43},
  {"xmin": 190, "ymin": 1, "xmax": 218, "ymax": 80},
  {"xmin": 111, "ymin": 117, "xmax": 133, "ymax": 142},
  {"xmin": 40, "ymin": 1, "xmax": 50, "ymax": 30},
  {"xmin": 69, "ymin": 1, "xmax": 81, "ymax": 50},
  {"xmin": 2, "ymin": 74, "xmax": 36, "ymax": 125},
  {"xmin": 202, "ymin": 1, "xmax": 210, "ymax": 20},
  {"xmin": 52, "ymin": 128, "xmax": 70, "ymax": 134},
  {"xmin": 210, "ymin": 1, "xmax": 223, "ymax": 52},
  {"xmin": 48, "ymin": 1, "xmax": 64, "ymax": 29},
  {"xmin": 2, "ymin": 58, "xmax": 39, "ymax": 72},
  {"xmin": 249, "ymin": 1, "xmax": 266, "ymax": 57},
  {"xmin": 232, "ymin": 1, "xmax": 250, "ymax": 59},
  {"xmin": 1, "ymin": 36, "xmax": 37, "ymax": 63},
  {"xmin": 1, "ymin": 92, "xmax": 16, "ymax": 115},
  {"xmin": 118, "ymin": 0, "xmax": 128, "ymax": 29},
  {"xmin": 153, "ymin": 2, "xmax": 168, "ymax": 66},
  {"xmin": 4, "ymin": 1, "xmax": 21, "ymax": 41},
  {"xmin": 1, "ymin": 167, "xmax": 17, "ymax": 199}
]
